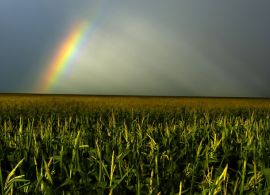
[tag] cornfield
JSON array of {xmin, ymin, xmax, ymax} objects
[{"xmin": 0, "ymin": 95, "xmax": 270, "ymax": 194}]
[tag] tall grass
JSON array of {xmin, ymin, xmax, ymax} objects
[{"xmin": 0, "ymin": 95, "xmax": 269, "ymax": 194}]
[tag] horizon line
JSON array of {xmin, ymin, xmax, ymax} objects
[{"xmin": 0, "ymin": 92, "xmax": 269, "ymax": 100}]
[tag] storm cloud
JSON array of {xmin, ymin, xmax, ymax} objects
[{"xmin": 0, "ymin": 0, "xmax": 269, "ymax": 97}]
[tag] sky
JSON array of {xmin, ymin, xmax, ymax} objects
[{"xmin": 0, "ymin": 0, "xmax": 269, "ymax": 97}]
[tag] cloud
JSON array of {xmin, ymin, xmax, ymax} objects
[
  {"xmin": 1, "ymin": 0, "xmax": 269, "ymax": 96},
  {"xmin": 55, "ymin": 12, "xmax": 250, "ymax": 96}
]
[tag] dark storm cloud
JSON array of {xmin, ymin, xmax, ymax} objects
[
  {"xmin": 0, "ymin": 1, "xmax": 93, "ymax": 92},
  {"xmin": 0, "ymin": 0, "xmax": 269, "ymax": 97},
  {"xmin": 175, "ymin": 1, "xmax": 270, "ymax": 97}
]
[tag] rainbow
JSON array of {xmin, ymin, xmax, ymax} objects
[{"xmin": 39, "ymin": 20, "xmax": 89, "ymax": 93}]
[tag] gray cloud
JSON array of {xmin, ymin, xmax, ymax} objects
[{"xmin": 0, "ymin": 0, "xmax": 269, "ymax": 97}]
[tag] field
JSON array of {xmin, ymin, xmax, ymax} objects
[{"xmin": 0, "ymin": 94, "xmax": 270, "ymax": 194}]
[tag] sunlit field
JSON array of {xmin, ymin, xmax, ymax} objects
[{"xmin": 0, "ymin": 94, "xmax": 270, "ymax": 194}]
